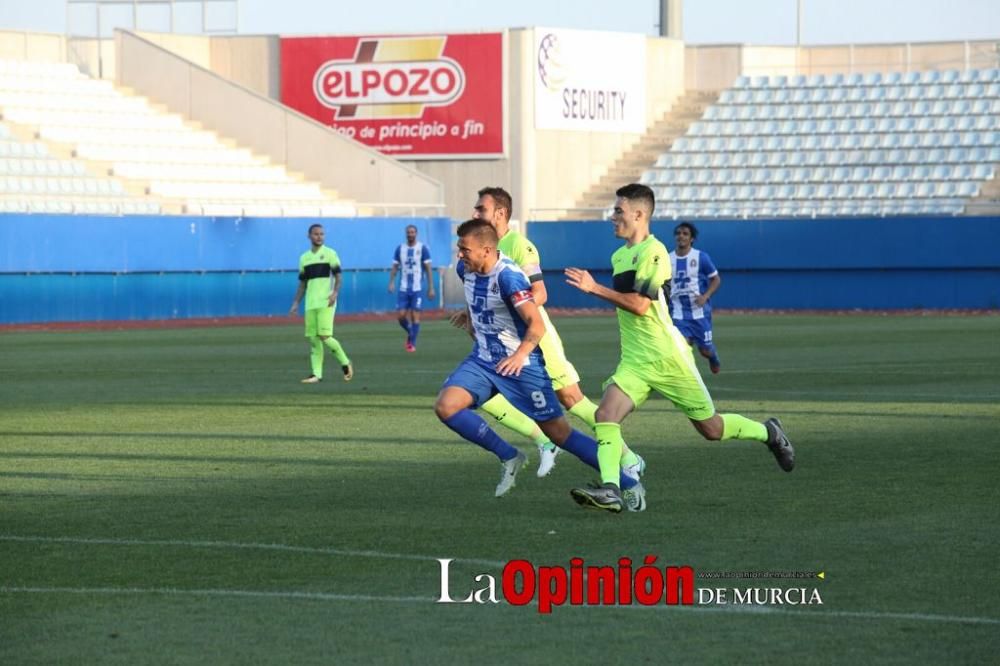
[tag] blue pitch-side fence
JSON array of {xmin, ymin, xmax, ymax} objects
[
  {"xmin": 1, "ymin": 214, "xmax": 998, "ymax": 324},
  {"xmin": 529, "ymin": 216, "xmax": 1000, "ymax": 310},
  {"xmin": 0, "ymin": 215, "xmax": 454, "ymax": 323}
]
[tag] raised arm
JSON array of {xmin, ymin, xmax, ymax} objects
[{"xmin": 564, "ymin": 268, "xmax": 652, "ymax": 316}]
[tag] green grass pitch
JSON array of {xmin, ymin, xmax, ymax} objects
[{"xmin": 1, "ymin": 314, "xmax": 998, "ymax": 663}]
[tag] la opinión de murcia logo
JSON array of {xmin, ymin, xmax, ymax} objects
[
  {"xmin": 312, "ymin": 37, "xmax": 466, "ymax": 118},
  {"xmin": 438, "ymin": 556, "xmax": 695, "ymax": 614},
  {"xmin": 437, "ymin": 557, "xmax": 825, "ymax": 613}
]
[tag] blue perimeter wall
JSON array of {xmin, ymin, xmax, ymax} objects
[
  {"xmin": 2, "ymin": 214, "xmax": 998, "ymax": 323},
  {"xmin": 530, "ymin": 216, "xmax": 1000, "ymax": 310},
  {"xmin": 0, "ymin": 215, "xmax": 454, "ymax": 323}
]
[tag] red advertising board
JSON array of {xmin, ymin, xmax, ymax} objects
[{"xmin": 280, "ymin": 33, "xmax": 504, "ymax": 159}]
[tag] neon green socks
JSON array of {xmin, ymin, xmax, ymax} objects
[
  {"xmin": 721, "ymin": 413, "xmax": 768, "ymax": 442},
  {"xmin": 323, "ymin": 336, "xmax": 350, "ymax": 366},
  {"xmin": 569, "ymin": 397, "xmax": 640, "ymax": 467},
  {"xmin": 309, "ymin": 337, "xmax": 325, "ymax": 378},
  {"xmin": 481, "ymin": 394, "xmax": 554, "ymax": 449},
  {"xmin": 594, "ymin": 422, "xmax": 625, "ymax": 487}
]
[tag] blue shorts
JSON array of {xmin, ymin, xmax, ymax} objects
[
  {"xmin": 442, "ymin": 354, "xmax": 563, "ymax": 422},
  {"xmin": 397, "ymin": 290, "xmax": 423, "ymax": 312},
  {"xmin": 673, "ymin": 316, "xmax": 714, "ymax": 349}
]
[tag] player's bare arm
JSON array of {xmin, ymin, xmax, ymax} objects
[
  {"xmin": 564, "ymin": 267, "xmax": 652, "ymax": 316},
  {"xmin": 495, "ymin": 299, "xmax": 545, "ymax": 377},
  {"xmin": 388, "ymin": 264, "xmax": 398, "ymax": 293},
  {"xmin": 424, "ymin": 262, "xmax": 436, "ymax": 299},
  {"xmin": 289, "ymin": 282, "xmax": 305, "ymax": 316},
  {"xmin": 329, "ymin": 272, "xmax": 342, "ymax": 307},
  {"xmin": 449, "ymin": 308, "xmax": 475, "ymax": 338},
  {"xmin": 529, "ymin": 278, "xmax": 548, "ymax": 307},
  {"xmin": 695, "ymin": 274, "xmax": 721, "ymax": 307}
]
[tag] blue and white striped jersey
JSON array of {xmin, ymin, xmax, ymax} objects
[
  {"xmin": 669, "ymin": 248, "xmax": 719, "ymax": 321},
  {"xmin": 393, "ymin": 242, "xmax": 431, "ymax": 292},
  {"xmin": 457, "ymin": 252, "xmax": 541, "ymax": 366}
]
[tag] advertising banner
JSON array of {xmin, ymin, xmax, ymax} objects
[
  {"xmin": 281, "ymin": 33, "xmax": 504, "ymax": 159},
  {"xmin": 534, "ymin": 28, "xmax": 646, "ymax": 133}
]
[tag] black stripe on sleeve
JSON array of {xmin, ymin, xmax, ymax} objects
[{"xmin": 613, "ymin": 270, "xmax": 636, "ymax": 294}]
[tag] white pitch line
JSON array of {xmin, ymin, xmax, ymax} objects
[
  {"xmin": 4, "ymin": 535, "xmax": 999, "ymax": 627},
  {"xmin": 2, "ymin": 586, "xmax": 999, "ymax": 627},
  {"xmin": 707, "ymin": 385, "xmax": 1000, "ymax": 401},
  {"xmin": 0, "ymin": 586, "xmax": 431, "ymax": 604},
  {"xmin": 0, "ymin": 535, "xmax": 506, "ymax": 568}
]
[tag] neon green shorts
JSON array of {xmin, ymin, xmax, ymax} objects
[
  {"xmin": 603, "ymin": 352, "xmax": 716, "ymax": 422},
  {"xmin": 537, "ymin": 308, "xmax": 580, "ymax": 391},
  {"xmin": 304, "ymin": 306, "xmax": 335, "ymax": 338}
]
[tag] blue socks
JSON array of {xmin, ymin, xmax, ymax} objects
[
  {"xmin": 441, "ymin": 413, "xmax": 637, "ymax": 488},
  {"xmin": 559, "ymin": 430, "xmax": 638, "ymax": 489},
  {"xmin": 399, "ymin": 318, "xmax": 420, "ymax": 346},
  {"xmin": 442, "ymin": 410, "xmax": 519, "ymax": 462}
]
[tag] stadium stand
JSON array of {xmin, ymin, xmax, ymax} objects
[
  {"xmin": 0, "ymin": 58, "xmax": 356, "ymax": 216},
  {"xmin": 640, "ymin": 68, "xmax": 1000, "ymax": 218}
]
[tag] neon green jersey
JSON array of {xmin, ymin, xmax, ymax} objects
[
  {"xmin": 298, "ymin": 245, "xmax": 341, "ymax": 310},
  {"xmin": 497, "ymin": 230, "xmax": 542, "ymax": 281},
  {"xmin": 610, "ymin": 234, "xmax": 677, "ymax": 365}
]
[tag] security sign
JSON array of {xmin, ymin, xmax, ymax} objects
[{"xmin": 281, "ymin": 33, "xmax": 504, "ymax": 159}]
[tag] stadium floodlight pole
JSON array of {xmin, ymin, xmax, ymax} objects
[
  {"xmin": 658, "ymin": 0, "xmax": 682, "ymax": 39},
  {"xmin": 796, "ymin": 0, "xmax": 803, "ymax": 46}
]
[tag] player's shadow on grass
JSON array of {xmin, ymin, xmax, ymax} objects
[
  {"xmin": 0, "ymin": 447, "xmax": 448, "ymax": 468},
  {"xmin": 0, "ymin": 431, "xmax": 444, "ymax": 446},
  {"xmin": 109, "ymin": 399, "xmax": 437, "ymax": 410}
]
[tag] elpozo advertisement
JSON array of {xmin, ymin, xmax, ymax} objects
[
  {"xmin": 280, "ymin": 33, "xmax": 504, "ymax": 159},
  {"xmin": 534, "ymin": 28, "xmax": 646, "ymax": 133}
]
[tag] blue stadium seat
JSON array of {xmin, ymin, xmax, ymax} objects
[
  {"xmin": 885, "ymin": 86, "xmax": 905, "ymax": 101},
  {"xmin": 956, "ymin": 181, "xmax": 979, "ymax": 197},
  {"xmin": 856, "ymin": 187, "xmax": 880, "ymax": 203},
  {"xmin": 937, "ymin": 181, "xmax": 958, "ymax": 197},
  {"xmin": 973, "ymin": 163, "xmax": 995, "ymax": 179},
  {"xmin": 876, "ymin": 182, "xmax": 896, "ymax": 198},
  {"xmin": 932, "ymin": 164, "xmax": 954, "ymax": 180}
]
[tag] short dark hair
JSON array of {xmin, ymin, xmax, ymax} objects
[
  {"xmin": 457, "ymin": 218, "xmax": 499, "ymax": 246},
  {"xmin": 405, "ymin": 224, "xmax": 418, "ymax": 233},
  {"xmin": 477, "ymin": 186, "xmax": 513, "ymax": 219},
  {"xmin": 674, "ymin": 222, "xmax": 698, "ymax": 239},
  {"xmin": 308, "ymin": 223, "xmax": 323, "ymax": 233},
  {"xmin": 615, "ymin": 183, "xmax": 655, "ymax": 218}
]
